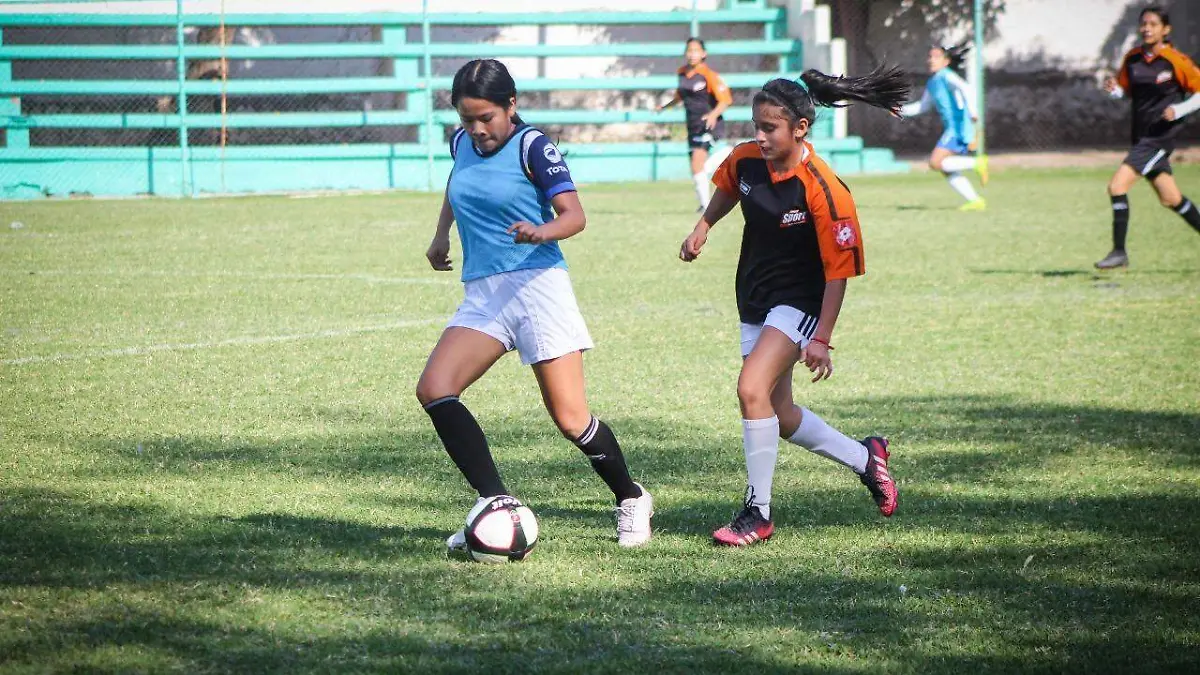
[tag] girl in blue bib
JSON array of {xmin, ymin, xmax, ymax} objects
[
  {"xmin": 901, "ymin": 43, "xmax": 989, "ymax": 211},
  {"xmin": 416, "ymin": 59, "xmax": 653, "ymax": 552}
]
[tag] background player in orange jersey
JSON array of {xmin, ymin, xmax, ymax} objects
[
  {"xmin": 679, "ymin": 68, "xmax": 908, "ymax": 547},
  {"xmin": 1096, "ymin": 5, "xmax": 1200, "ymax": 270},
  {"xmin": 658, "ymin": 38, "xmax": 734, "ymax": 212}
]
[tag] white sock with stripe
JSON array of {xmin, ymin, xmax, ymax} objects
[
  {"xmin": 693, "ymin": 172, "xmax": 711, "ymax": 211},
  {"xmin": 946, "ymin": 172, "xmax": 980, "ymax": 203},
  {"xmin": 941, "ymin": 155, "xmax": 977, "ymax": 172},
  {"xmin": 743, "ymin": 416, "xmax": 779, "ymax": 520},
  {"xmin": 787, "ymin": 408, "xmax": 867, "ymax": 474}
]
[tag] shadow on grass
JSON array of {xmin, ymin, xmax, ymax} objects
[
  {"xmin": 2, "ymin": 485, "xmax": 1197, "ymax": 673},
  {"xmin": 4, "ymin": 394, "xmax": 1198, "ymax": 672}
]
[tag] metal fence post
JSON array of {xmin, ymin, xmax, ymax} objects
[
  {"xmin": 175, "ymin": 0, "xmax": 192, "ymax": 196},
  {"xmin": 973, "ymin": 0, "xmax": 986, "ymax": 158},
  {"xmin": 422, "ymin": 1, "xmax": 435, "ymax": 191}
]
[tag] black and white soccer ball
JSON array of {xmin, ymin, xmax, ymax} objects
[{"xmin": 465, "ymin": 495, "xmax": 539, "ymax": 563}]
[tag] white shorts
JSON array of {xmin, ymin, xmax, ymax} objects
[
  {"xmin": 739, "ymin": 305, "xmax": 819, "ymax": 357},
  {"xmin": 449, "ymin": 267, "xmax": 594, "ymax": 366}
]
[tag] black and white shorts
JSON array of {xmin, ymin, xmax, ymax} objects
[
  {"xmin": 739, "ymin": 305, "xmax": 819, "ymax": 358},
  {"xmin": 1124, "ymin": 138, "xmax": 1174, "ymax": 178},
  {"xmin": 687, "ymin": 118, "xmax": 724, "ymax": 151}
]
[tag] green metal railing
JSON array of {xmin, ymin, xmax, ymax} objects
[{"xmin": 0, "ymin": 2, "xmax": 906, "ymax": 199}]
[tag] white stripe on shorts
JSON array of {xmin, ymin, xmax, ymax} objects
[{"xmin": 1141, "ymin": 149, "xmax": 1167, "ymax": 176}]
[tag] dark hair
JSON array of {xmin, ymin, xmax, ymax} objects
[
  {"xmin": 934, "ymin": 41, "xmax": 971, "ymax": 76},
  {"xmin": 451, "ymin": 59, "xmax": 523, "ymax": 125},
  {"xmin": 752, "ymin": 66, "xmax": 910, "ymax": 127},
  {"xmin": 686, "ymin": 37, "xmax": 706, "ymax": 51},
  {"xmin": 1140, "ymin": 5, "xmax": 1170, "ymax": 26}
]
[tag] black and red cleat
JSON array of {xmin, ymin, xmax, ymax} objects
[
  {"xmin": 859, "ymin": 437, "xmax": 898, "ymax": 517},
  {"xmin": 713, "ymin": 501, "xmax": 774, "ymax": 547}
]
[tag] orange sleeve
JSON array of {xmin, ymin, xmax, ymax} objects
[
  {"xmin": 1164, "ymin": 48, "xmax": 1200, "ymax": 93},
  {"xmin": 703, "ymin": 67, "xmax": 733, "ymax": 106},
  {"xmin": 711, "ymin": 142, "xmax": 756, "ymax": 199},
  {"xmin": 803, "ymin": 156, "xmax": 865, "ymax": 281},
  {"xmin": 1117, "ymin": 50, "xmax": 1133, "ymax": 92}
]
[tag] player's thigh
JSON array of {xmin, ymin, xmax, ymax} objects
[
  {"xmin": 531, "ymin": 350, "xmax": 591, "ymax": 438},
  {"xmin": 416, "ymin": 327, "xmax": 507, "ymax": 405},
  {"xmin": 739, "ymin": 327, "xmax": 800, "ymax": 406},
  {"xmin": 1150, "ymin": 171, "xmax": 1182, "ymax": 207}
]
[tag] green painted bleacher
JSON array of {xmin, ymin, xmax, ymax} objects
[{"xmin": 0, "ymin": 4, "xmax": 906, "ymax": 199}]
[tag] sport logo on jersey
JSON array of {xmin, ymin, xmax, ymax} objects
[
  {"xmin": 1156, "ymin": 70, "xmax": 1173, "ymax": 84},
  {"xmin": 692, "ymin": 81, "xmax": 707, "ymax": 92},
  {"xmin": 543, "ymin": 144, "xmax": 562, "ymax": 163},
  {"xmin": 738, "ymin": 179, "xmax": 751, "ymax": 195},
  {"xmin": 834, "ymin": 220, "xmax": 857, "ymax": 249},
  {"xmin": 780, "ymin": 209, "xmax": 808, "ymax": 228}
]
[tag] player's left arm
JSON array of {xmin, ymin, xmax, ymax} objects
[
  {"xmin": 702, "ymin": 69, "xmax": 733, "ymax": 128},
  {"xmin": 804, "ymin": 163, "xmax": 865, "ymax": 379},
  {"xmin": 1164, "ymin": 51, "xmax": 1200, "ymax": 121},
  {"xmin": 944, "ymin": 70, "xmax": 979, "ymax": 120},
  {"xmin": 509, "ymin": 134, "xmax": 584, "ymax": 244}
]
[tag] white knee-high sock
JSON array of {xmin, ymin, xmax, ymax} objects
[
  {"xmin": 693, "ymin": 172, "xmax": 711, "ymax": 210},
  {"xmin": 743, "ymin": 416, "xmax": 780, "ymax": 519},
  {"xmin": 787, "ymin": 407, "xmax": 867, "ymax": 473},
  {"xmin": 941, "ymin": 155, "xmax": 977, "ymax": 172},
  {"xmin": 946, "ymin": 172, "xmax": 980, "ymax": 203}
]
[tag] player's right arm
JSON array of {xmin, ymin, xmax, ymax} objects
[
  {"xmin": 900, "ymin": 89, "xmax": 932, "ymax": 118},
  {"xmin": 1105, "ymin": 52, "xmax": 1133, "ymax": 98},
  {"xmin": 427, "ymin": 130, "xmax": 463, "ymax": 271},
  {"xmin": 680, "ymin": 143, "xmax": 745, "ymax": 262},
  {"xmin": 657, "ymin": 92, "xmax": 683, "ymax": 112}
]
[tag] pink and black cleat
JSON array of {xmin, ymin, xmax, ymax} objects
[
  {"xmin": 713, "ymin": 498, "xmax": 775, "ymax": 547},
  {"xmin": 859, "ymin": 436, "xmax": 898, "ymax": 517}
]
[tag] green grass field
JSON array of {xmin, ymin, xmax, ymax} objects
[{"xmin": 2, "ymin": 166, "xmax": 1198, "ymax": 673}]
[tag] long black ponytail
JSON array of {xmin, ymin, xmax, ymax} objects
[
  {"xmin": 936, "ymin": 41, "xmax": 971, "ymax": 77},
  {"xmin": 451, "ymin": 58, "xmax": 524, "ymax": 126},
  {"xmin": 753, "ymin": 65, "xmax": 910, "ymax": 126}
]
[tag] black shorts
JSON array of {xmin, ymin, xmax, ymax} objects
[
  {"xmin": 1124, "ymin": 137, "xmax": 1174, "ymax": 178},
  {"xmin": 687, "ymin": 117, "xmax": 723, "ymax": 151}
]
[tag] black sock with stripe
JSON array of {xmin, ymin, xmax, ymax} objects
[
  {"xmin": 1111, "ymin": 194, "xmax": 1130, "ymax": 251},
  {"xmin": 424, "ymin": 396, "xmax": 507, "ymax": 498},
  {"xmin": 1173, "ymin": 196, "xmax": 1200, "ymax": 233},
  {"xmin": 574, "ymin": 417, "xmax": 641, "ymax": 503}
]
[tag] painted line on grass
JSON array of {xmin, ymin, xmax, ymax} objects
[{"xmin": 2, "ymin": 318, "xmax": 444, "ymax": 366}]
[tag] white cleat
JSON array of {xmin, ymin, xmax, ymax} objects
[
  {"xmin": 616, "ymin": 483, "xmax": 654, "ymax": 548},
  {"xmin": 446, "ymin": 528, "xmax": 467, "ymax": 553}
]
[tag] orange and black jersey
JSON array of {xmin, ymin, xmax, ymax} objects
[
  {"xmin": 712, "ymin": 141, "xmax": 866, "ymax": 324},
  {"xmin": 1117, "ymin": 44, "xmax": 1200, "ymax": 144},
  {"xmin": 678, "ymin": 63, "xmax": 733, "ymax": 125}
]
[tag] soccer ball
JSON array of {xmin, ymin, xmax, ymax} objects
[{"xmin": 465, "ymin": 495, "xmax": 539, "ymax": 563}]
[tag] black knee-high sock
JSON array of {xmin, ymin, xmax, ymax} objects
[
  {"xmin": 1173, "ymin": 196, "xmax": 1200, "ymax": 233},
  {"xmin": 1111, "ymin": 194, "xmax": 1130, "ymax": 251},
  {"xmin": 574, "ymin": 417, "xmax": 641, "ymax": 503},
  {"xmin": 424, "ymin": 396, "xmax": 507, "ymax": 498}
]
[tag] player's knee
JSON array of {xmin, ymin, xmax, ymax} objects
[
  {"xmin": 1107, "ymin": 180, "xmax": 1126, "ymax": 197},
  {"xmin": 736, "ymin": 377, "xmax": 771, "ymax": 411},
  {"xmin": 415, "ymin": 374, "xmax": 456, "ymax": 407},
  {"xmin": 551, "ymin": 408, "xmax": 592, "ymax": 440},
  {"xmin": 928, "ymin": 156, "xmax": 943, "ymax": 172}
]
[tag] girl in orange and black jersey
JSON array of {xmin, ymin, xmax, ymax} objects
[
  {"xmin": 1096, "ymin": 5, "xmax": 1200, "ymax": 269},
  {"xmin": 678, "ymin": 67, "xmax": 909, "ymax": 547},
  {"xmin": 658, "ymin": 38, "xmax": 734, "ymax": 212}
]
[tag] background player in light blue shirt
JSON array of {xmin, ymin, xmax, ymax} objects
[
  {"xmin": 416, "ymin": 59, "xmax": 654, "ymax": 553},
  {"xmin": 901, "ymin": 43, "xmax": 989, "ymax": 211}
]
